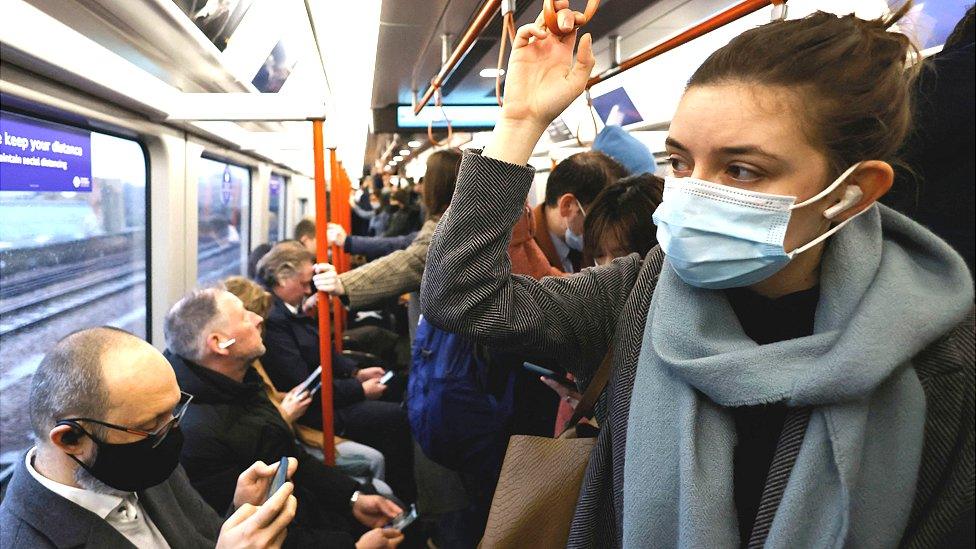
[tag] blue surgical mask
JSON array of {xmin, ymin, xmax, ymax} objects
[
  {"xmin": 564, "ymin": 200, "xmax": 586, "ymax": 252},
  {"xmin": 652, "ymin": 163, "xmax": 867, "ymax": 289}
]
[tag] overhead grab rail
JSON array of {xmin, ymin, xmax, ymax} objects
[
  {"xmin": 495, "ymin": 0, "xmax": 517, "ymax": 107},
  {"xmin": 585, "ymin": 0, "xmax": 787, "ymax": 90},
  {"xmin": 414, "ymin": 0, "xmax": 502, "ymax": 116}
]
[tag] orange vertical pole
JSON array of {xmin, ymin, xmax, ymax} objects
[
  {"xmin": 312, "ymin": 120, "xmax": 336, "ymax": 465},
  {"xmin": 329, "ymin": 150, "xmax": 345, "ymax": 351}
]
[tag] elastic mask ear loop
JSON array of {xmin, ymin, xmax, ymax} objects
[
  {"xmin": 575, "ymin": 199, "xmax": 587, "ymax": 218},
  {"xmin": 787, "ymin": 162, "xmax": 866, "ymax": 258}
]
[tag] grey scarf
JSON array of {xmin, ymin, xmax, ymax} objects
[{"xmin": 623, "ymin": 205, "xmax": 973, "ymax": 548}]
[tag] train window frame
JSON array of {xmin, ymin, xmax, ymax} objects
[
  {"xmin": 0, "ymin": 104, "xmax": 153, "ymax": 340},
  {"xmin": 196, "ymin": 153, "xmax": 252, "ymax": 286}
]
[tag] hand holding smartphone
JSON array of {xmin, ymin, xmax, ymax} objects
[
  {"xmin": 522, "ymin": 362, "xmax": 576, "ymax": 390},
  {"xmin": 264, "ymin": 456, "xmax": 290, "ymax": 504},
  {"xmin": 386, "ymin": 504, "xmax": 418, "ymax": 531}
]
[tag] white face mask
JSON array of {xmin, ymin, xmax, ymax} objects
[
  {"xmin": 564, "ymin": 199, "xmax": 587, "ymax": 252},
  {"xmin": 652, "ymin": 163, "xmax": 867, "ymax": 289}
]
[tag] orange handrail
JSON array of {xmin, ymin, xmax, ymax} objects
[
  {"xmin": 586, "ymin": 0, "xmax": 785, "ymax": 89},
  {"xmin": 542, "ymin": 0, "xmax": 600, "ymax": 36},
  {"xmin": 414, "ymin": 0, "xmax": 501, "ymax": 115},
  {"xmin": 329, "ymin": 151, "xmax": 345, "ymax": 352},
  {"xmin": 312, "ymin": 119, "xmax": 336, "ymax": 466}
]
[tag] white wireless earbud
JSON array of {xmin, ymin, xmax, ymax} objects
[
  {"xmin": 218, "ymin": 338, "xmax": 236, "ymax": 350},
  {"xmin": 823, "ymin": 185, "xmax": 863, "ymax": 220}
]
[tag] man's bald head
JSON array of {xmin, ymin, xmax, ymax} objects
[{"xmin": 29, "ymin": 327, "xmax": 175, "ymax": 443}]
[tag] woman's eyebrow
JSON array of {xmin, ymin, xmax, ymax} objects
[
  {"xmin": 664, "ymin": 137, "xmax": 688, "ymax": 151},
  {"xmin": 717, "ymin": 145, "xmax": 783, "ymax": 162}
]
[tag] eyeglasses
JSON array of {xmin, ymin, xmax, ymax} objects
[{"xmin": 61, "ymin": 391, "xmax": 194, "ymax": 448}]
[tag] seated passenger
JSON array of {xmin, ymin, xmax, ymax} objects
[
  {"xmin": 256, "ymin": 243, "xmax": 416, "ymax": 502},
  {"xmin": 222, "ymin": 276, "xmax": 391, "ymax": 494},
  {"xmin": 421, "ymin": 4, "xmax": 974, "ymax": 546},
  {"xmin": 313, "ymin": 149, "xmax": 462, "ymax": 342},
  {"xmin": 532, "ymin": 151, "xmax": 627, "ymax": 273},
  {"xmin": 163, "ymin": 290, "xmax": 404, "ymax": 548},
  {"xmin": 0, "ymin": 327, "xmax": 296, "ymax": 548}
]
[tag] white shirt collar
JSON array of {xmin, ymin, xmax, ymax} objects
[
  {"xmin": 25, "ymin": 447, "xmax": 133, "ymax": 520},
  {"xmin": 283, "ymin": 300, "xmax": 300, "ymax": 316}
]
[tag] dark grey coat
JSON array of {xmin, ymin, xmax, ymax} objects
[
  {"xmin": 0, "ymin": 457, "xmax": 221, "ymax": 548},
  {"xmin": 420, "ymin": 151, "xmax": 975, "ymax": 548}
]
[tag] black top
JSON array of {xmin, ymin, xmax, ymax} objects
[
  {"xmin": 725, "ymin": 285, "xmax": 820, "ymax": 544},
  {"xmin": 166, "ymin": 351, "xmax": 364, "ymax": 548}
]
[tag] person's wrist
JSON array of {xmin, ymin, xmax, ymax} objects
[
  {"xmin": 484, "ymin": 117, "xmax": 548, "ymax": 166},
  {"xmin": 496, "ymin": 115, "xmax": 548, "ymax": 138}
]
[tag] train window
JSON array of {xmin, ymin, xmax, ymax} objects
[
  {"xmin": 197, "ymin": 157, "xmax": 250, "ymax": 286},
  {"xmin": 268, "ymin": 173, "xmax": 285, "ymax": 243},
  {"xmin": 0, "ymin": 109, "xmax": 148, "ymax": 457}
]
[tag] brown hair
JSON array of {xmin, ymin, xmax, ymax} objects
[
  {"xmin": 687, "ymin": 3, "xmax": 917, "ymax": 178},
  {"xmin": 583, "ymin": 174, "xmax": 664, "ymax": 261},
  {"xmin": 422, "ymin": 149, "xmax": 463, "ymax": 218},
  {"xmin": 255, "ymin": 240, "xmax": 315, "ymax": 289},
  {"xmin": 223, "ymin": 276, "xmax": 273, "ymax": 318},
  {"xmin": 545, "ymin": 151, "xmax": 628, "ymax": 207},
  {"xmin": 293, "ymin": 217, "xmax": 316, "ymax": 241}
]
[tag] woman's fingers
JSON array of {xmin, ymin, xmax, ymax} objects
[
  {"xmin": 569, "ymin": 33, "xmax": 595, "ymax": 86},
  {"xmin": 514, "ymin": 21, "xmax": 548, "ymax": 49}
]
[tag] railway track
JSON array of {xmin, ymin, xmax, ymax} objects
[{"xmin": 0, "ymin": 241, "xmax": 239, "ymax": 337}]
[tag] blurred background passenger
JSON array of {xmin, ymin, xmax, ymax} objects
[
  {"xmin": 384, "ymin": 188, "xmax": 422, "ymax": 237},
  {"xmin": 533, "ymin": 151, "xmax": 627, "ymax": 273},
  {"xmin": 163, "ymin": 289, "xmax": 404, "ymax": 548},
  {"xmin": 592, "ymin": 125, "xmax": 656, "ymax": 176},
  {"xmin": 0, "ymin": 327, "xmax": 297, "ymax": 548}
]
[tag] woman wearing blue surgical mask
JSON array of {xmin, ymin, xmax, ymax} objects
[{"xmin": 420, "ymin": 2, "xmax": 974, "ymax": 548}]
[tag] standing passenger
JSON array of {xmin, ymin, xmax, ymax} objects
[
  {"xmin": 532, "ymin": 151, "xmax": 626, "ymax": 273},
  {"xmin": 421, "ymin": 3, "xmax": 974, "ymax": 547}
]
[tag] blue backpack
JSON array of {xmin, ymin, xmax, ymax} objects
[{"xmin": 407, "ymin": 317, "xmax": 515, "ymax": 475}]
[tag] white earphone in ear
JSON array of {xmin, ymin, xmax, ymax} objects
[
  {"xmin": 823, "ymin": 185, "xmax": 864, "ymax": 220},
  {"xmin": 218, "ymin": 338, "xmax": 236, "ymax": 350}
]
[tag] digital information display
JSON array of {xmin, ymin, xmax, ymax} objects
[
  {"xmin": 591, "ymin": 87, "xmax": 644, "ymax": 127},
  {"xmin": 397, "ymin": 105, "xmax": 501, "ymax": 129},
  {"xmin": 0, "ymin": 111, "xmax": 93, "ymax": 192}
]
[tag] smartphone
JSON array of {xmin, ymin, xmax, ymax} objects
[
  {"xmin": 264, "ymin": 456, "xmax": 289, "ymax": 503},
  {"xmin": 523, "ymin": 362, "xmax": 577, "ymax": 390},
  {"xmin": 306, "ymin": 380, "xmax": 322, "ymax": 397},
  {"xmin": 378, "ymin": 370, "xmax": 395, "ymax": 385},
  {"xmin": 298, "ymin": 366, "xmax": 322, "ymax": 393},
  {"xmin": 387, "ymin": 504, "xmax": 419, "ymax": 531}
]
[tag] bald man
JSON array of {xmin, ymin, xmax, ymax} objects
[{"xmin": 0, "ymin": 327, "xmax": 297, "ymax": 548}]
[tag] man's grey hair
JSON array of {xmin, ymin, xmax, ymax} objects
[
  {"xmin": 164, "ymin": 288, "xmax": 227, "ymax": 363},
  {"xmin": 29, "ymin": 327, "xmax": 135, "ymax": 442},
  {"xmin": 255, "ymin": 241, "xmax": 315, "ymax": 289}
]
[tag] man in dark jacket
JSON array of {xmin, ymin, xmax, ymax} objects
[
  {"xmin": 163, "ymin": 288, "xmax": 405, "ymax": 549},
  {"xmin": 0, "ymin": 327, "xmax": 296, "ymax": 548},
  {"xmin": 257, "ymin": 242, "xmax": 416, "ymax": 502}
]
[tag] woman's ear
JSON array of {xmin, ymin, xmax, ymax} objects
[{"xmin": 826, "ymin": 160, "xmax": 893, "ymax": 223}]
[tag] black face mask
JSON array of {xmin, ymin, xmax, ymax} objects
[{"xmin": 69, "ymin": 427, "xmax": 183, "ymax": 492}]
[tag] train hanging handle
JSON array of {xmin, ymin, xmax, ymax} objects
[
  {"xmin": 543, "ymin": 0, "xmax": 600, "ymax": 36},
  {"xmin": 427, "ymin": 87, "xmax": 453, "ymax": 146}
]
